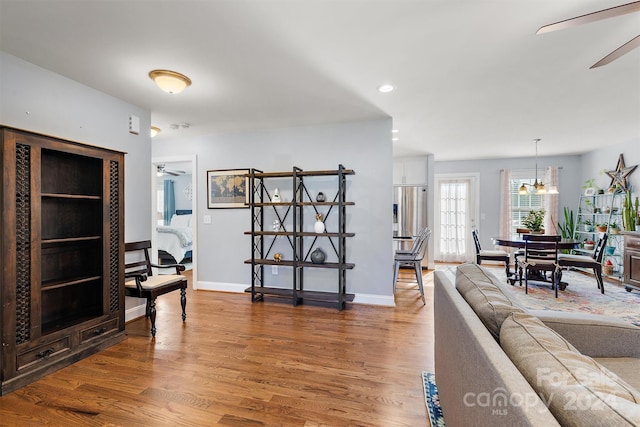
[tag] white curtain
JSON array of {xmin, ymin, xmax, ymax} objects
[
  {"xmin": 438, "ymin": 179, "xmax": 471, "ymax": 262},
  {"xmin": 544, "ymin": 166, "xmax": 559, "ymax": 234},
  {"xmin": 499, "ymin": 169, "xmax": 512, "ymax": 238}
]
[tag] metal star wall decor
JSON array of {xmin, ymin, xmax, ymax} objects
[{"xmin": 605, "ymin": 154, "xmax": 637, "ymax": 191}]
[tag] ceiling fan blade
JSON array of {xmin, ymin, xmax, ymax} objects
[
  {"xmin": 165, "ymin": 170, "xmax": 181, "ymax": 176},
  {"xmin": 537, "ymin": 1, "xmax": 640, "ymax": 34},
  {"xmin": 590, "ymin": 35, "xmax": 640, "ymax": 68}
]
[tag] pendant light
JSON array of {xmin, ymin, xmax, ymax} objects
[{"xmin": 518, "ymin": 139, "xmax": 558, "ymax": 195}]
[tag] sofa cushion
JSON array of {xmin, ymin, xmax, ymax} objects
[
  {"xmin": 455, "ymin": 263, "xmax": 525, "ymax": 339},
  {"xmin": 501, "ymin": 312, "xmax": 640, "ymax": 427}
]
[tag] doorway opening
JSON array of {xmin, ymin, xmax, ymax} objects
[{"xmin": 152, "ymin": 155, "xmax": 197, "ymax": 286}]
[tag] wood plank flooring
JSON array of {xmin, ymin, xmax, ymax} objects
[{"xmin": 0, "ymin": 269, "xmax": 434, "ymax": 426}]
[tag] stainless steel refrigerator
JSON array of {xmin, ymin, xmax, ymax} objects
[{"xmin": 393, "ymin": 185, "xmax": 428, "ymax": 249}]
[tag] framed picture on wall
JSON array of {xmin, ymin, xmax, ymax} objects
[{"xmin": 207, "ymin": 169, "xmax": 250, "ymax": 208}]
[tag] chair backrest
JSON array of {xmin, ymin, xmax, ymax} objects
[
  {"xmin": 471, "ymin": 229, "xmax": 481, "ymax": 254},
  {"xmin": 414, "ymin": 228, "xmax": 432, "ymax": 261},
  {"xmin": 523, "ymin": 234, "xmax": 561, "ymax": 263},
  {"xmin": 125, "ymin": 240, "xmax": 154, "ymax": 277},
  {"xmin": 593, "ymin": 233, "xmax": 608, "ymax": 262},
  {"xmin": 405, "ymin": 226, "xmax": 430, "ymax": 254}
]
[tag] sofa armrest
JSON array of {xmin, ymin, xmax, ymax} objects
[{"xmin": 530, "ymin": 310, "xmax": 640, "ymax": 358}]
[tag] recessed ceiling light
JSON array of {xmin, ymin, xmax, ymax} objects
[
  {"xmin": 392, "ymin": 137, "xmax": 399, "ymax": 142},
  {"xmin": 392, "ymin": 129, "xmax": 399, "ymax": 133},
  {"xmin": 377, "ymin": 84, "xmax": 394, "ymax": 93}
]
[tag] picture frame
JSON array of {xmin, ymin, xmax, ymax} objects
[{"xmin": 207, "ymin": 169, "xmax": 250, "ymax": 208}]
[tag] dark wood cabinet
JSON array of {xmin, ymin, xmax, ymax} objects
[
  {"xmin": 622, "ymin": 231, "xmax": 640, "ymax": 292},
  {"xmin": 245, "ymin": 165, "xmax": 355, "ymax": 310},
  {"xmin": 1, "ymin": 127, "xmax": 126, "ymax": 395}
]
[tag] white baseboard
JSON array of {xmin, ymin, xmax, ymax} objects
[
  {"xmin": 196, "ymin": 281, "xmax": 395, "ymax": 306},
  {"xmin": 125, "ymin": 304, "xmax": 147, "ymax": 322}
]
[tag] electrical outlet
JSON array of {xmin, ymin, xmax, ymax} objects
[{"xmin": 272, "ymin": 265, "xmax": 278, "ymax": 275}]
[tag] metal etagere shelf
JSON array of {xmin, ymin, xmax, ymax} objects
[
  {"xmin": 244, "ymin": 165, "xmax": 355, "ymax": 310},
  {"xmin": 573, "ymin": 191, "xmax": 626, "ymax": 278}
]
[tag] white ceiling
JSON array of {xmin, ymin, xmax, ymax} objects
[{"xmin": 1, "ymin": 0, "xmax": 638, "ymax": 160}]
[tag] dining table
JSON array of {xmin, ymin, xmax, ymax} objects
[{"xmin": 493, "ymin": 235, "xmax": 581, "ymax": 289}]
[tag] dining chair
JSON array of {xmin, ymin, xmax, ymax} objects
[
  {"xmin": 393, "ymin": 228, "xmax": 432, "ymax": 304},
  {"xmin": 518, "ymin": 234, "xmax": 562, "ymax": 298},
  {"xmin": 395, "ymin": 226, "xmax": 430, "ymax": 256},
  {"xmin": 557, "ymin": 233, "xmax": 608, "ymax": 294},
  {"xmin": 471, "ymin": 229, "xmax": 511, "ymax": 278}
]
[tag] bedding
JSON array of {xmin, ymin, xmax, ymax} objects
[{"xmin": 157, "ymin": 213, "xmax": 193, "ymax": 263}]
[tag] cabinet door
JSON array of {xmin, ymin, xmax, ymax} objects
[{"xmin": 393, "ymin": 157, "xmax": 427, "ymax": 185}]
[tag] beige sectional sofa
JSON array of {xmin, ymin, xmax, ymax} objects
[{"xmin": 434, "ymin": 263, "xmax": 640, "ymax": 427}]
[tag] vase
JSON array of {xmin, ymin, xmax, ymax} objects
[
  {"xmin": 314, "ymin": 220, "xmax": 325, "ymax": 233},
  {"xmin": 310, "ymin": 248, "xmax": 326, "ymax": 264}
]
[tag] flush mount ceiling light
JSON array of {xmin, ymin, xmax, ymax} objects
[
  {"xmin": 377, "ymin": 84, "xmax": 395, "ymax": 93},
  {"xmin": 150, "ymin": 126, "xmax": 161, "ymax": 137},
  {"xmin": 148, "ymin": 69, "xmax": 192, "ymax": 94}
]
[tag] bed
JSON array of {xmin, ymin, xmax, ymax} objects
[{"xmin": 157, "ymin": 210, "xmax": 193, "ymax": 264}]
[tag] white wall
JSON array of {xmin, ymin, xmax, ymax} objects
[
  {"xmin": 153, "ymin": 118, "xmax": 395, "ymax": 305},
  {"xmin": 580, "ymin": 140, "xmax": 640, "ymax": 197},
  {"xmin": 434, "ymin": 154, "xmax": 582, "ymax": 250},
  {"xmin": 0, "ymin": 52, "xmax": 152, "ymax": 316}
]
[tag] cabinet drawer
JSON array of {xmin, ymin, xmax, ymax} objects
[
  {"xmin": 625, "ymin": 236, "xmax": 640, "ymax": 250},
  {"xmin": 17, "ymin": 336, "xmax": 71, "ymax": 370},
  {"xmin": 79, "ymin": 318, "xmax": 119, "ymax": 343}
]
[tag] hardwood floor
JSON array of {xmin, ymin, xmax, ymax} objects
[{"xmin": 0, "ymin": 269, "xmax": 434, "ymax": 426}]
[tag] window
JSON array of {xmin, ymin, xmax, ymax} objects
[{"xmin": 509, "ymin": 170, "xmax": 544, "ymax": 239}]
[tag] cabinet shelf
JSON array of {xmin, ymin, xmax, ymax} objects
[
  {"xmin": 244, "ymin": 286, "xmax": 355, "ymax": 304},
  {"xmin": 244, "ymin": 231, "xmax": 355, "ymax": 238},
  {"xmin": 244, "ymin": 259, "xmax": 355, "ymax": 269},
  {"xmin": 42, "ymin": 275, "xmax": 102, "ymax": 291},
  {"xmin": 42, "ymin": 236, "xmax": 102, "ymax": 244},
  {"xmin": 41, "ymin": 193, "xmax": 102, "ymax": 200}
]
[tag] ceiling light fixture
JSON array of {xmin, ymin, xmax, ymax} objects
[
  {"xmin": 518, "ymin": 139, "xmax": 558, "ymax": 195},
  {"xmin": 392, "ymin": 129, "xmax": 399, "ymax": 133},
  {"xmin": 392, "ymin": 137, "xmax": 399, "ymax": 142},
  {"xmin": 150, "ymin": 126, "xmax": 161, "ymax": 137},
  {"xmin": 148, "ymin": 69, "xmax": 192, "ymax": 94},
  {"xmin": 377, "ymin": 84, "xmax": 394, "ymax": 93}
]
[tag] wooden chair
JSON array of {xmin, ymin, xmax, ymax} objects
[
  {"xmin": 472, "ymin": 229, "xmax": 510, "ymax": 278},
  {"xmin": 558, "ymin": 234, "xmax": 608, "ymax": 294},
  {"xmin": 519, "ymin": 234, "xmax": 561, "ymax": 298},
  {"xmin": 125, "ymin": 240, "xmax": 187, "ymax": 337},
  {"xmin": 393, "ymin": 228, "xmax": 431, "ymax": 304}
]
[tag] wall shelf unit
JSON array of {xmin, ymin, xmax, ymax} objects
[
  {"xmin": 244, "ymin": 165, "xmax": 355, "ymax": 310},
  {"xmin": 573, "ymin": 191, "xmax": 626, "ymax": 278},
  {"xmin": 0, "ymin": 127, "xmax": 125, "ymax": 395}
]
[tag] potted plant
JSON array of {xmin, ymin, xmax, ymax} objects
[
  {"xmin": 603, "ymin": 259, "xmax": 614, "ymax": 276},
  {"xmin": 522, "ymin": 209, "xmax": 545, "ymax": 233},
  {"xmin": 595, "ymin": 223, "xmax": 608, "ymax": 233},
  {"xmin": 581, "ymin": 219, "xmax": 594, "ymax": 232},
  {"xmin": 557, "ymin": 207, "xmax": 575, "ymax": 239},
  {"xmin": 582, "ymin": 178, "xmax": 599, "ymax": 195},
  {"xmin": 609, "ymin": 221, "xmax": 620, "ymax": 234}
]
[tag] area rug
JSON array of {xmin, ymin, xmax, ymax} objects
[
  {"xmin": 476, "ymin": 266, "xmax": 640, "ymax": 327},
  {"xmin": 422, "ymin": 371, "xmax": 446, "ymax": 427}
]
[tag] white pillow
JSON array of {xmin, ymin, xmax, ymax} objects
[{"xmin": 170, "ymin": 214, "xmax": 191, "ymax": 228}]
